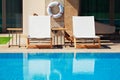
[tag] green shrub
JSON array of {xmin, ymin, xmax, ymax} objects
[{"xmin": 0, "ymin": 37, "xmax": 11, "ymax": 44}]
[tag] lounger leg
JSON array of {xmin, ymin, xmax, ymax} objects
[
  {"xmin": 50, "ymin": 38, "xmax": 52, "ymax": 48},
  {"xmin": 26, "ymin": 38, "xmax": 30, "ymax": 48},
  {"xmin": 93, "ymin": 39, "xmax": 95, "ymax": 45},
  {"xmin": 97, "ymin": 38, "xmax": 101, "ymax": 48},
  {"xmin": 74, "ymin": 38, "xmax": 77, "ymax": 48}
]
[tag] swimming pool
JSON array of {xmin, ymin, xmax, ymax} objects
[{"xmin": 0, "ymin": 52, "xmax": 120, "ymax": 80}]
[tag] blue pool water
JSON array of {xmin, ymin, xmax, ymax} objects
[
  {"xmin": 0, "ymin": 53, "xmax": 23, "ymax": 80},
  {"xmin": 0, "ymin": 52, "xmax": 120, "ymax": 80}
]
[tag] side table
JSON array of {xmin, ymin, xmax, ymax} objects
[
  {"xmin": 7, "ymin": 28, "xmax": 22, "ymax": 47},
  {"xmin": 51, "ymin": 27, "xmax": 67, "ymax": 46}
]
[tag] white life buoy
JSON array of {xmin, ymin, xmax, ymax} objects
[{"xmin": 47, "ymin": 1, "xmax": 64, "ymax": 18}]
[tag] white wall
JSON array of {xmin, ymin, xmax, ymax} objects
[{"xmin": 23, "ymin": 0, "xmax": 46, "ymax": 35}]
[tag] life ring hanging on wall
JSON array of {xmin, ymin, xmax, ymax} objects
[{"xmin": 47, "ymin": 1, "xmax": 64, "ymax": 18}]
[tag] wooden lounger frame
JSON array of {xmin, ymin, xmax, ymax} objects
[
  {"xmin": 74, "ymin": 37, "xmax": 101, "ymax": 48},
  {"xmin": 26, "ymin": 38, "xmax": 52, "ymax": 49}
]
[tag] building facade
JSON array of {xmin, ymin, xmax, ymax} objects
[
  {"xmin": 0, "ymin": 0, "xmax": 119, "ymax": 35},
  {"xmin": 79, "ymin": 0, "xmax": 120, "ymax": 34}
]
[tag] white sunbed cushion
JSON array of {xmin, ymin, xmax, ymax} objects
[
  {"xmin": 28, "ymin": 16, "xmax": 50, "ymax": 38},
  {"xmin": 73, "ymin": 16, "xmax": 96, "ymax": 38},
  {"xmin": 76, "ymin": 36, "xmax": 100, "ymax": 38}
]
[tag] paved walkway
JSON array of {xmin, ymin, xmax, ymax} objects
[{"xmin": 0, "ymin": 34, "xmax": 120, "ymax": 53}]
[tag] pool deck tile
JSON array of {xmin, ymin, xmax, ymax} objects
[{"xmin": 0, "ymin": 34, "xmax": 120, "ymax": 53}]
